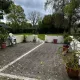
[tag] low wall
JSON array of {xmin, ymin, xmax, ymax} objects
[
  {"xmin": 26, "ymin": 35, "xmax": 38, "ymax": 42},
  {"xmin": 45, "ymin": 35, "xmax": 64, "ymax": 43},
  {"xmin": 6, "ymin": 35, "xmax": 24, "ymax": 46},
  {"xmin": 70, "ymin": 39, "xmax": 80, "ymax": 51},
  {"xmin": 15, "ymin": 35, "xmax": 24, "ymax": 43},
  {"xmin": 15, "ymin": 35, "xmax": 39, "ymax": 43},
  {"xmin": 6, "ymin": 35, "xmax": 40, "ymax": 46}
]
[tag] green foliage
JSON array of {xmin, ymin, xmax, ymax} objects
[
  {"xmin": 39, "ymin": 14, "xmax": 54, "ymax": 33},
  {"xmin": 39, "ymin": 13, "xmax": 69, "ymax": 33},
  {"xmin": 63, "ymin": 32, "xmax": 72, "ymax": 44},
  {"xmin": 38, "ymin": 34, "xmax": 45, "ymax": 40},
  {"xmin": 66, "ymin": 56, "xmax": 78, "ymax": 69},
  {"xmin": 7, "ymin": 3, "xmax": 26, "ymax": 22},
  {"xmin": 45, "ymin": 0, "xmax": 80, "ymax": 34},
  {"xmin": 64, "ymin": 0, "xmax": 80, "ymax": 34},
  {"xmin": 0, "ymin": 27, "xmax": 8, "ymax": 44},
  {"xmin": 63, "ymin": 32, "xmax": 69, "ymax": 38},
  {"xmin": 64, "ymin": 0, "xmax": 79, "ymax": 16},
  {"xmin": 64, "ymin": 36, "xmax": 72, "ymax": 44},
  {"xmin": 26, "ymin": 23, "xmax": 32, "ymax": 28},
  {"xmin": 7, "ymin": 3, "xmax": 27, "ymax": 33},
  {"xmin": 52, "ymin": 13, "xmax": 64, "ymax": 28},
  {"xmin": 42, "ymin": 15, "xmax": 53, "ymax": 28},
  {"xmin": 63, "ymin": 51, "xmax": 80, "ymax": 70},
  {"xmin": 0, "ymin": 0, "xmax": 13, "ymax": 13},
  {"xmin": 43, "ymin": 15, "xmax": 52, "ymax": 25}
]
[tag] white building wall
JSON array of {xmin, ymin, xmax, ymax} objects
[
  {"xmin": 26, "ymin": 35, "xmax": 38, "ymax": 42},
  {"xmin": 6, "ymin": 35, "xmax": 39, "ymax": 46},
  {"xmin": 15, "ymin": 35, "xmax": 24, "ymax": 43},
  {"xmin": 45, "ymin": 35, "xmax": 64, "ymax": 43}
]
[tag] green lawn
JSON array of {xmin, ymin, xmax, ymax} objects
[
  {"xmin": 38, "ymin": 34, "xmax": 45, "ymax": 40},
  {"xmin": 14, "ymin": 33, "xmax": 32, "ymax": 35}
]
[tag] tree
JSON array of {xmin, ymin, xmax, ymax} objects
[
  {"xmin": 45, "ymin": 0, "xmax": 80, "ymax": 34},
  {"xmin": 7, "ymin": 3, "xmax": 26, "ymax": 33},
  {"xmin": 39, "ymin": 15, "xmax": 55, "ymax": 33},
  {"xmin": 42, "ymin": 15, "xmax": 52, "ymax": 28},
  {"xmin": 52, "ymin": 13, "xmax": 63, "ymax": 28},
  {"xmin": 28, "ymin": 11, "xmax": 42, "ymax": 34},
  {"xmin": 52, "ymin": 13, "xmax": 69, "ymax": 32},
  {"xmin": 28, "ymin": 11, "xmax": 41, "ymax": 27},
  {"xmin": 45, "ymin": 0, "xmax": 69, "ymax": 13},
  {"xmin": 0, "ymin": 0, "xmax": 12, "ymax": 19},
  {"xmin": 64, "ymin": 0, "xmax": 80, "ymax": 33},
  {"xmin": 45, "ymin": 0, "xmax": 69, "ymax": 33},
  {"xmin": 0, "ymin": 0, "xmax": 12, "ymax": 13}
]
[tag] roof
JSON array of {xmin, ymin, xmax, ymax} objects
[{"xmin": 0, "ymin": 24, "xmax": 10, "ymax": 28}]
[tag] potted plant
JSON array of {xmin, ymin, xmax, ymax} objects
[
  {"xmin": 63, "ymin": 33, "xmax": 72, "ymax": 52},
  {"xmin": 64, "ymin": 36, "xmax": 72, "ymax": 44},
  {"xmin": 23, "ymin": 34, "xmax": 27, "ymax": 43},
  {"xmin": 33, "ymin": 36, "xmax": 36, "ymax": 43},
  {"xmin": 0, "ymin": 27, "xmax": 8, "ymax": 49},
  {"xmin": 62, "ymin": 51, "xmax": 80, "ymax": 79}
]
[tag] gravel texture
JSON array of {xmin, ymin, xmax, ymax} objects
[
  {"xmin": 0, "ymin": 43, "xmax": 40, "ymax": 68},
  {"xmin": 2, "ymin": 43, "xmax": 72, "ymax": 80},
  {"xmin": 0, "ymin": 76, "xmax": 20, "ymax": 80}
]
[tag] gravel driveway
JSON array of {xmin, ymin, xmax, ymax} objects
[
  {"xmin": 2, "ymin": 43, "xmax": 71, "ymax": 80},
  {"xmin": 0, "ymin": 43, "xmax": 40, "ymax": 69}
]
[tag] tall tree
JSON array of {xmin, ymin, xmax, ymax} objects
[
  {"xmin": 0, "ymin": 0, "xmax": 12, "ymax": 12},
  {"xmin": 7, "ymin": 3, "xmax": 26, "ymax": 33},
  {"xmin": 45, "ymin": 0, "xmax": 69, "ymax": 32},
  {"xmin": 64, "ymin": 0, "xmax": 80, "ymax": 33},
  {"xmin": 45, "ymin": 0, "xmax": 68, "ymax": 13},
  {"xmin": 28, "ymin": 11, "xmax": 41, "ymax": 27},
  {"xmin": 52, "ymin": 13, "xmax": 63, "ymax": 28},
  {"xmin": 0, "ymin": 0, "xmax": 12, "ymax": 19},
  {"xmin": 40, "ymin": 15, "xmax": 55, "ymax": 33},
  {"xmin": 52, "ymin": 13, "xmax": 68, "ymax": 32},
  {"xmin": 45, "ymin": 0, "xmax": 80, "ymax": 33}
]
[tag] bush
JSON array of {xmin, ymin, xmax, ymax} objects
[
  {"xmin": 63, "ymin": 32, "xmax": 69, "ymax": 38},
  {"xmin": 64, "ymin": 36, "xmax": 72, "ymax": 44},
  {"xmin": 0, "ymin": 27, "xmax": 8, "ymax": 44}
]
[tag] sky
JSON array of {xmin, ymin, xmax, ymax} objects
[
  {"xmin": 14, "ymin": 0, "xmax": 52, "ymax": 18},
  {"xmin": 1, "ymin": 0, "xmax": 52, "ymax": 23}
]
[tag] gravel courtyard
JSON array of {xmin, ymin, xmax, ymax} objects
[
  {"xmin": 0, "ymin": 43, "xmax": 40, "ymax": 69},
  {"xmin": 0, "ymin": 43, "xmax": 72, "ymax": 80}
]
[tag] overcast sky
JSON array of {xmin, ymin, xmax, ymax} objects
[
  {"xmin": 1, "ymin": 0, "xmax": 52, "ymax": 22},
  {"xmin": 14, "ymin": 0, "xmax": 52, "ymax": 18}
]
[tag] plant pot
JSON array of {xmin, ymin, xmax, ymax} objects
[
  {"xmin": 63, "ymin": 44, "xmax": 69, "ymax": 52},
  {"xmin": 33, "ymin": 39, "xmax": 36, "ymax": 43},
  {"xmin": 66, "ymin": 67, "xmax": 79, "ymax": 79},
  {"xmin": 53, "ymin": 39, "xmax": 57, "ymax": 44},
  {"xmin": 1, "ymin": 42, "xmax": 6, "ymax": 49}
]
